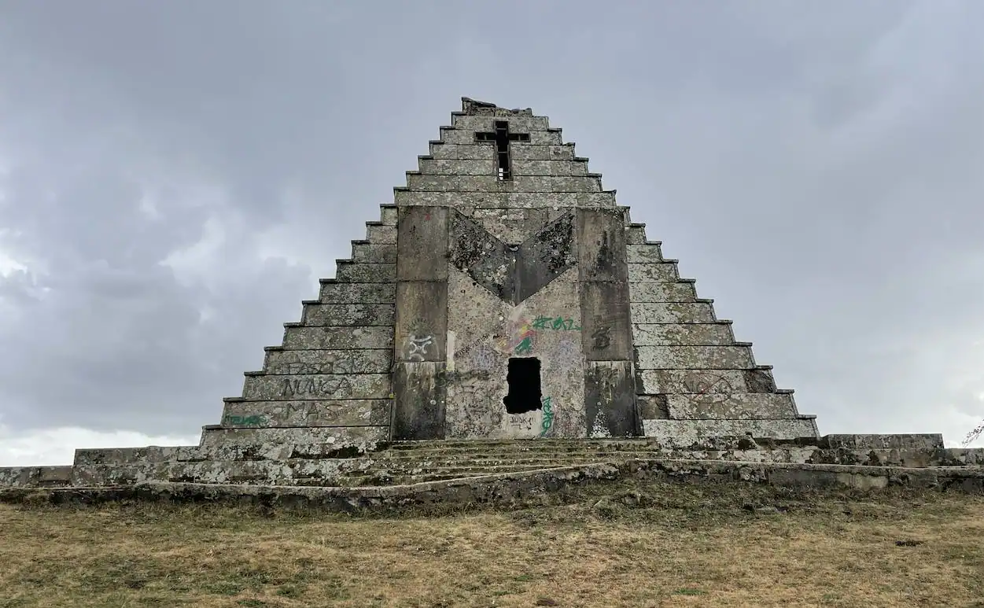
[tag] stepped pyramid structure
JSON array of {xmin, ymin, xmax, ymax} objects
[
  {"xmin": 4, "ymin": 98, "xmax": 980, "ymax": 495},
  {"xmin": 222, "ymin": 95, "xmax": 819, "ymax": 447}
]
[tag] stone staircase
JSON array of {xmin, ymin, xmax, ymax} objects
[{"xmin": 338, "ymin": 438, "xmax": 984, "ymax": 486}]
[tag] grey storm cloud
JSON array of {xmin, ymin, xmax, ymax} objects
[{"xmin": 0, "ymin": 0, "xmax": 982, "ymax": 446}]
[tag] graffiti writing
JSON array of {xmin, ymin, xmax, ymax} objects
[
  {"xmin": 495, "ymin": 316, "xmax": 581, "ymax": 356},
  {"xmin": 435, "ymin": 369, "xmax": 492, "ymax": 390},
  {"xmin": 680, "ymin": 374, "xmax": 732, "ymax": 395},
  {"xmin": 515, "ymin": 335, "xmax": 534, "ymax": 355},
  {"xmin": 495, "ymin": 319, "xmax": 537, "ymax": 355},
  {"xmin": 540, "ymin": 397, "xmax": 555, "ymax": 437},
  {"xmin": 406, "ymin": 334, "xmax": 434, "ymax": 361},
  {"xmin": 591, "ymin": 326, "xmax": 612, "ymax": 350},
  {"xmin": 268, "ymin": 353, "xmax": 357, "ymax": 375},
  {"xmin": 223, "ymin": 415, "xmax": 266, "ymax": 427},
  {"xmin": 678, "ymin": 374, "xmax": 733, "ymax": 405},
  {"xmin": 456, "ymin": 342, "xmax": 498, "ymax": 371},
  {"xmin": 532, "ymin": 316, "xmax": 581, "ymax": 331},
  {"xmin": 508, "ymin": 415, "xmax": 535, "ymax": 431},
  {"xmin": 280, "ymin": 377, "xmax": 351, "ymax": 398}
]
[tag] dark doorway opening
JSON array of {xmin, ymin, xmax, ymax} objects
[{"xmin": 503, "ymin": 357, "xmax": 543, "ymax": 414}]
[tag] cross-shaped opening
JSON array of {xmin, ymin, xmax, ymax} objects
[
  {"xmin": 475, "ymin": 120, "xmax": 530, "ymax": 181},
  {"xmin": 503, "ymin": 357, "xmax": 543, "ymax": 414}
]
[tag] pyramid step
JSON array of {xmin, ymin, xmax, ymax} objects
[
  {"xmin": 378, "ymin": 205, "xmax": 397, "ymax": 226},
  {"xmin": 438, "ymin": 127, "xmax": 563, "ymax": 146},
  {"xmin": 635, "ymin": 345, "xmax": 754, "ymax": 370},
  {"xmin": 514, "ymin": 159, "xmax": 591, "ymax": 177},
  {"xmin": 335, "ymin": 262, "xmax": 396, "ymax": 283},
  {"xmin": 393, "ymin": 191, "xmax": 616, "ymax": 208},
  {"xmin": 198, "ymin": 424, "xmax": 390, "ymax": 450},
  {"xmin": 643, "ymin": 418, "xmax": 820, "ymax": 445},
  {"xmin": 629, "ymin": 281, "xmax": 698, "ymax": 303},
  {"xmin": 627, "ymin": 244, "xmax": 664, "ymax": 263},
  {"xmin": 262, "ymin": 348, "xmax": 391, "ymax": 375},
  {"xmin": 416, "ymin": 159, "xmax": 496, "ymax": 176},
  {"xmin": 298, "ymin": 303, "xmax": 395, "ymax": 327},
  {"xmin": 628, "ymin": 262, "xmax": 679, "ymax": 282},
  {"xmin": 241, "ymin": 372, "xmax": 391, "ymax": 401},
  {"xmin": 365, "ymin": 224, "xmax": 397, "ymax": 244},
  {"xmin": 220, "ymin": 399, "xmax": 390, "ymax": 428},
  {"xmin": 351, "ymin": 242, "xmax": 396, "ymax": 264},
  {"xmin": 429, "ymin": 141, "xmax": 578, "ymax": 162},
  {"xmin": 636, "ymin": 369, "xmax": 772, "ymax": 394},
  {"xmin": 632, "ymin": 323, "xmax": 736, "ymax": 347},
  {"xmin": 626, "ymin": 223, "xmax": 647, "ymax": 245},
  {"xmin": 662, "ymin": 392, "xmax": 797, "ymax": 419},
  {"xmin": 450, "ymin": 114, "xmax": 550, "ymax": 132},
  {"xmin": 631, "ymin": 303, "xmax": 716, "ymax": 324},
  {"xmin": 405, "ymin": 173, "xmax": 601, "ymax": 194},
  {"xmin": 318, "ymin": 282, "xmax": 396, "ymax": 304},
  {"xmin": 281, "ymin": 324, "xmax": 393, "ymax": 350}
]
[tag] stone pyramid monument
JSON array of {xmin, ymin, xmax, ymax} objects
[
  {"xmin": 24, "ymin": 96, "xmax": 955, "ymax": 492},
  {"xmin": 218, "ymin": 95, "xmax": 819, "ymax": 449}
]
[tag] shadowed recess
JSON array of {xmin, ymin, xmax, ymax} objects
[{"xmin": 504, "ymin": 357, "xmax": 543, "ymax": 414}]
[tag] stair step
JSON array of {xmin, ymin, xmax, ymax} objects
[
  {"xmin": 366, "ymin": 450, "xmax": 662, "ymax": 463},
  {"xmin": 355, "ymin": 456, "xmax": 631, "ymax": 470},
  {"xmin": 342, "ymin": 464, "xmax": 576, "ymax": 477}
]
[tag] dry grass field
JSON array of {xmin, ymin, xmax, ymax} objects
[{"xmin": 2, "ymin": 480, "xmax": 983, "ymax": 608}]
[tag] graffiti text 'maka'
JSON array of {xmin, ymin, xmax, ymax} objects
[{"xmin": 280, "ymin": 377, "xmax": 351, "ymax": 398}]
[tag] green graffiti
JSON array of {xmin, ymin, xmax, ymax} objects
[
  {"xmin": 223, "ymin": 415, "xmax": 266, "ymax": 427},
  {"xmin": 532, "ymin": 316, "xmax": 580, "ymax": 331},
  {"xmin": 539, "ymin": 397, "xmax": 554, "ymax": 437},
  {"xmin": 515, "ymin": 336, "xmax": 534, "ymax": 355}
]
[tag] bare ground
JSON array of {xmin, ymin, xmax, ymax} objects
[{"xmin": 2, "ymin": 479, "xmax": 983, "ymax": 608}]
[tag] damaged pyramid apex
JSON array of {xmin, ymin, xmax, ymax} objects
[
  {"xmin": 458, "ymin": 96, "xmax": 534, "ymax": 116},
  {"xmin": 1, "ymin": 96, "xmax": 976, "ymax": 494}
]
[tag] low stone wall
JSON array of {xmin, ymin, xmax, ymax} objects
[
  {"xmin": 1, "ymin": 434, "xmax": 981, "ymax": 490},
  {"xmin": 2, "ymin": 459, "xmax": 981, "ymax": 513}
]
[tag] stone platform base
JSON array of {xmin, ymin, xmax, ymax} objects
[
  {"xmin": 1, "ymin": 459, "xmax": 982, "ymax": 514},
  {"xmin": 0, "ymin": 433, "xmax": 981, "ymax": 491}
]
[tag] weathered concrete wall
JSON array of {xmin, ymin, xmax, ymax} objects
[
  {"xmin": 577, "ymin": 208, "xmax": 639, "ymax": 438},
  {"xmin": 445, "ymin": 264, "xmax": 586, "ymax": 439},
  {"xmin": 391, "ymin": 206, "xmax": 450, "ymax": 440}
]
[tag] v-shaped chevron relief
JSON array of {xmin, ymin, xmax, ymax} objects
[{"xmin": 448, "ymin": 210, "xmax": 577, "ymax": 305}]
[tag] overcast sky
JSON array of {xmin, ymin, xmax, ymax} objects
[{"xmin": 1, "ymin": 1, "xmax": 982, "ymax": 466}]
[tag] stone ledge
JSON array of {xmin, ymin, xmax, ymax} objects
[
  {"xmin": 820, "ymin": 433, "xmax": 944, "ymax": 451},
  {"xmin": 3, "ymin": 441, "xmax": 981, "ymax": 489},
  {"xmin": 2, "ymin": 459, "xmax": 980, "ymax": 513}
]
